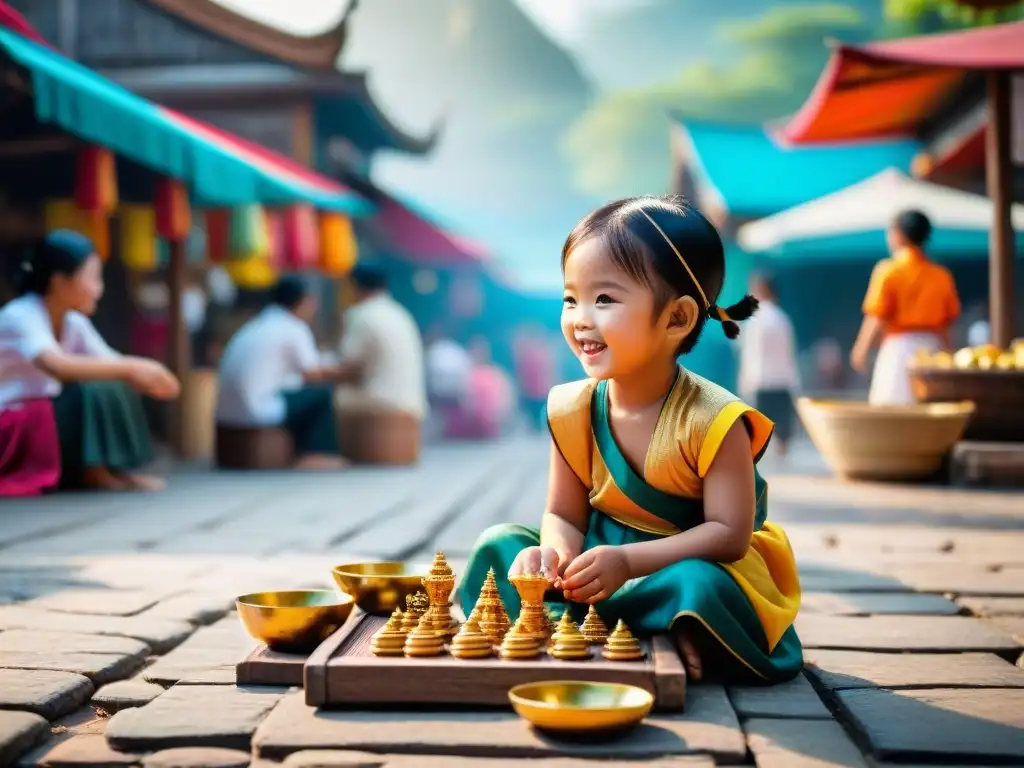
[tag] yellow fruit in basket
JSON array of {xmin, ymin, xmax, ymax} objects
[
  {"xmin": 995, "ymin": 352, "xmax": 1016, "ymax": 370},
  {"xmin": 929, "ymin": 351, "xmax": 954, "ymax": 369},
  {"xmin": 953, "ymin": 347, "xmax": 978, "ymax": 369},
  {"xmin": 976, "ymin": 345, "xmax": 1001, "ymax": 369},
  {"xmin": 1016, "ymin": 347, "xmax": 1024, "ymax": 369}
]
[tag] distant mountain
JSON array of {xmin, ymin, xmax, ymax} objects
[
  {"xmin": 343, "ymin": 0, "xmax": 601, "ymax": 275},
  {"xmin": 570, "ymin": 0, "xmax": 885, "ymax": 90}
]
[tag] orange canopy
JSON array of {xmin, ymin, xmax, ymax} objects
[{"xmin": 779, "ymin": 21, "xmax": 1024, "ymax": 145}]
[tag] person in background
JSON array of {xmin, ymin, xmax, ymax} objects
[
  {"xmin": 333, "ymin": 263, "xmax": 427, "ymax": 425},
  {"xmin": 513, "ymin": 324, "xmax": 555, "ymax": 431},
  {"xmin": 425, "ymin": 324, "xmax": 472, "ymax": 437},
  {"xmin": 851, "ymin": 209, "xmax": 961, "ymax": 405},
  {"xmin": 738, "ymin": 273, "xmax": 800, "ymax": 458},
  {"xmin": 216, "ymin": 275, "xmax": 347, "ymax": 470},
  {"xmin": 0, "ymin": 231, "xmax": 178, "ymax": 495}
]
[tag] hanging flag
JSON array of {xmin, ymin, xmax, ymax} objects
[
  {"xmin": 74, "ymin": 146, "xmax": 118, "ymax": 213},
  {"xmin": 154, "ymin": 178, "xmax": 191, "ymax": 241},
  {"xmin": 204, "ymin": 209, "xmax": 230, "ymax": 263},
  {"xmin": 282, "ymin": 204, "xmax": 320, "ymax": 269},
  {"xmin": 43, "ymin": 200, "xmax": 110, "ymax": 261},
  {"xmin": 119, "ymin": 205, "xmax": 158, "ymax": 272},
  {"xmin": 319, "ymin": 211, "xmax": 358, "ymax": 277},
  {"xmin": 229, "ymin": 204, "xmax": 269, "ymax": 260}
]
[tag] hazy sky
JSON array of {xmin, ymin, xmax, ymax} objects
[{"xmin": 212, "ymin": 0, "xmax": 631, "ymax": 43}]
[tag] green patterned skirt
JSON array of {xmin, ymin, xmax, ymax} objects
[
  {"xmin": 458, "ymin": 512, "xmax": 803, "ymax": 685},
  {"xmin": 52, "ymin": 381, "xmax": 155, "ymax": 488}
]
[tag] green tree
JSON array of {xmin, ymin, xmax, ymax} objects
[
  {"xmin": 884, "ymin": 0, "xmax": 1022, "ymax": 34},
  {"xmin": 562, "ymin": 4, "xmax": 866, "ymax": 199}
]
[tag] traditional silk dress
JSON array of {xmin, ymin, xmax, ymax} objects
[
  {"xmin": 458, "ymin": 367, "xmax": 803, "ymax": 684},
  {"xmin": 863, "ymin": 245, "xmax": 961, "ymax": 405}
]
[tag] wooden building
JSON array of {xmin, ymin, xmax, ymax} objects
[{"xmin": 6, "ymin": 0, "xmax": 438, "ymax": 180}]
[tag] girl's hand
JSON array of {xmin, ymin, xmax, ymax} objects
[
  {"xmin": 509, "ymin": 546, "xmax": 564, "ymax": 587},
  {"xmin": 126, "ymin": 359, "xmax": 180, "ymax": 400},
  {"xmin": 561, "ymin": 546, "xmax": 630, "ymax": 603}
]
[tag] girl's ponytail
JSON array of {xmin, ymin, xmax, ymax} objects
[{"xmin": 711, "ymin": 294, "xmax": 759, "ymax": 339}]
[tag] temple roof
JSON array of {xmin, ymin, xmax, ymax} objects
[
  {"xmin": 142, "ymin": 0, "xmax": 349, "ymax": 71},
  {"xmin": 673, "ymin": 118, "xmax": 921, "ymax": 217}
]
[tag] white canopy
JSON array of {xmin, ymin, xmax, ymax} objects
[{"xmin": 737, "ymin": 168, "xmax": 1024, "ymax": 253}]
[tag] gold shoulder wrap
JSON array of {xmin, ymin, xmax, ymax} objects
[{"xmin": 546, "ymin": 379, "xmax": 597, "ymax": 489}]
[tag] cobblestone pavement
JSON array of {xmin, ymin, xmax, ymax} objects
[{"xmin": 1, "ymin": 435, "xmax": 1022, "ymax": 767}]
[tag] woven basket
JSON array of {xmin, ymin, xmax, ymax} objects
[
  {"xmin": 795, "ymin": 397, "xmax": 975, "ymax": 482},
  {"xmin": 910, "ymin": 368, "xmax": 1024, "ymax": 442}
]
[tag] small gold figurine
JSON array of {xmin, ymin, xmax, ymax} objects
[
  {"xmin": 550, "ymin": 610, "xmax": 577, "ymax": 647},
  {"xmin": 499, "ymin": 618, "xmax": 541, "ymax": 660},
  {"xmin": 422, "ymin": 552, "xmax": 459, "ymax": 637},
  {"xmin": 404, "ymin": 615, "xmax": 445, "ymax": 657},
  {"xmin": 510, "ymin": 573, "xmax": 550, "ymax": 643},
  {"xmin": 401, "ymin": 592, "xmax": 428, "ymax": 633},
  {"xmin": 580, "ymin": 605, "xmax": 609, "ymax": 644},
  {"xmin": 602, "ymin": 619, "xmax": 645, "ymax": 661},
  {"xmin": 476, "ymin": 568, "xmax": 510, "ymax": 645},
  {"xmin": 450, "ymin": 617, "xmax": 493, "ymax": 660},
  {"xmin": 550, "ymin": 617, "xmax": 591, "ymax": 661},
  {"xmin": 370, "ymin": 608, "xmax": 408, "ymax": 657}
]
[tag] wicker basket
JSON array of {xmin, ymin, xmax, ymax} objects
[
  {"xmin": 795, "ymin": 397, "xmax": 975, "ymax": 482},
  {"xmin": 909, "ymin": 368, "xmax": 1024, "ymax": 442}
]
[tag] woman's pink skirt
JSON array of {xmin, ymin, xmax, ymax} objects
[{"xmin": 0, "ymin": 399, "xmax": 61, "ymax": 497}]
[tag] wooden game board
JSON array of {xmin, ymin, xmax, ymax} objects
[{"xmin": 298, "ymin": 611, "xmax": 686, "ymax": 710}]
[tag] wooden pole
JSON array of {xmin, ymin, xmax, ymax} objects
[
  {"xmin": 166, "ymin": 238, "xmax": 190, "ymax": 457},
  {"xmin": 985, "ymin": 70, "xmax": 1015, "ymax": 349}
]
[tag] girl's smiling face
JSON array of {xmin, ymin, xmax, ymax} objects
[{"xmin": 561, "ymin": 236, "xmax": 676, "ymax": 380}]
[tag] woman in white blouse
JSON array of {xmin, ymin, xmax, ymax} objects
[{"xmin": 0, "ymin": 231, "xmax": 179, "ymax": 495}]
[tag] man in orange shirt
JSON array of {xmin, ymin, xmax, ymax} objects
[{"xmin": 851, "ymin": 209, "xmax": 961, "ymax": 405}]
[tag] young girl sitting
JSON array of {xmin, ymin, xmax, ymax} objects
[{"xmin": 458, "ymin": 196, "xmax": 802, "ymax": 684}]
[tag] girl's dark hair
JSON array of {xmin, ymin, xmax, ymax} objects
[
  {"xmin": 893, "ymin": 209, "xmax": 932, "ymax": 246},
  {"xmin": 561, "ymin": 196, "xmax": 758, "ymax": 353},
  {"xmin": 15, "ymin": 230, "xmax": 96, "ymax": 297}
]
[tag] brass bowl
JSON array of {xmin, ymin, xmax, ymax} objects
[
  {"xmin": 236, "ymin": 590, "xmax": 354, "ymax": 652},
  {"xmin": 332, "ymin": 561, "xmax": 429, "ymax": 614},
  {"xmin": 508, "ymin": 681, "xmax": 654, "ymax": 734}
]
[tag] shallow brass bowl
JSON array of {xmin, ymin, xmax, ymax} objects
[
  {"xmin": 332, "ymin": 561, "xmax": 429, "ymax": 614},
  {"xmin": 508, "ymin": 681, "xmax": 654, "ymax": 734},
  {"xmin": 236, "ymin": 590, "xmax": 354, "ymax": 652}
]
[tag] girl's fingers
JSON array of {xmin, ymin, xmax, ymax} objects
[
  {"xmin": 561, "ymin": 561, "xmax": 601, "ymax": 590},
  {"xmin": 540, "ymin": 548, "xmax": 559, "ymax": 578},
  {"xmin": 561, "ymin": 552, "xmax": 593, "ymax": 581},
  {"xmin": 566, "ymin": 579, "xmax": 603, "ymax": 603},
  {"xmin": 586, "ymin": 588, "xmax": 610, "ymax": 604}
]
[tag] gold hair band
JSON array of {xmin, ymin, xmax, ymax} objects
[
  {"xmin": 714, "ymin": 305, "xmax": 732, "ymax": 323},
  {"xmin": 637, "ymin": 209, "xmax": 710, "ymax": 310}
]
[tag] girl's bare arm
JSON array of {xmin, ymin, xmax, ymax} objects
[
  {"xmin": 620, "ymin": 421, "xmax": 757, "ymax": 578},
  {"xmin": 540, "ymin": 439, "xmax": 590, "ymax": 572},
  {"xmin": 35, "ymin": 349, "xmax": 133, "ymax": 382}
]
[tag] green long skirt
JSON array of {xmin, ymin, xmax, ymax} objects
[
  {"xmin": 52, "ymin": 381, "xmax": 155, "ymax": 488},
  {"xmin": 458, "ymin": 513, "xmax": 803, "ymax": 685}
]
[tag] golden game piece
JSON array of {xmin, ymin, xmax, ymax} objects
[
  {"xmin": 550, "ymin": 610, "xmax": 577, "ymax": 646},
  {"xmin": 510, "ymin": 573, "xmax": 549, "ymax": 643},
  {"xmin": 500, "ymin": 618, "xmax": 541, "ymax": 660},
  {"xmin": 476, "ymin": 568, "xmax": 510, "ymax": 645},
  {"xmin": 401, "ymin": 592, "xmax": 426, "ymax": 633},
  {"xmin": 404, "ymin": 615, "xmax": 445, "ymax": 657},
  {"xmin": 581, "ymin": 605, "xmax": 609, "ymax": 644},
  {"xmin": 370, "ymin": 608, "xmax": 408, "ymax": 657},
  {"xmin": 450, "ymin": 617, "xmax": 493, "ymax": 660},
  {"xmin": 422, "ymin": 552, "xmax": 459, "ymax": 637},
  {"xmin": 602, "ymin": 620, "xmax": 645, "ymax": 661},
  {"xmin": 550, "ymin": 618, "xmax": 591, "ymax": 661}
]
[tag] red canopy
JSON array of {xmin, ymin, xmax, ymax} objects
[
  {"xmin": 368, "ymin": 193, "xmax": 489, "ymax": 267},
  {"xmin": 779, "ymin": 21, "xmax": 1024, "ymax": 145}
]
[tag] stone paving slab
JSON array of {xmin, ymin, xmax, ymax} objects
[
  {"xmin": 92, "ymin": 678, "xmax": 167, "ymax": 713},
  {"xmin": 261, "ymin": 755, "xmax": 710, "ymax": 768},
  {"xmin": 0, "ymin": 710, "xmax": 49, "ymax": 765},
  {"xmin": 744, "ymin": 717, "xmax": 868, "ymax": 768},
  {"xmin": 957, "ymin": 596, "xmax": 1024, "ymax": 616},
  {"xmin": 800, "ymin": 592, "xmax": 960, "ymax": 616},
  {"xmin": 141, "ymin": 746, "xmax": 252, "ymax": 767},
  {"xmin": 883, "ymin": 565, "xmax": 1024, "ymax": 596},
  {"xmin": 795, "ymin": 614, "xmax": 1022, "ymax": 653},
  {"xmin": 835, "ymin": 687, "xmax": 1024, "ymax": 762},
  {"xmin": 804, "ymin": 650, "xmax": 1024, "ymax": 691},
  {"xmin": 106, "ymin": 685, "xmax": 289, "ymax": 752},
  {"xmin": 27, "ymin": 588, "xmax": 175, "ymax": 617},
  {"xmin": 13, "ymin": 707, "xmax": 127, "ymax": 767},
  {"xmin": 252, "ymin": 687, "xmax": 746, "ymax": 762},
  {"xmin": 0, "ymin": 649, "xmax": 147, "ymax": 687},
  {"xmin": 0, "ymin": 668, "xmax": 93, "ymax": 720},
  {"xmin": 0, "ymin": 629, "xmax": 151, "ymax": 657},
  {"xmin": 795, "ymin": 569, "xmax": 909, "ymax": 594},
  {"xmin": 727, "ymin": 673, "xmax": 832, "ymax": 720},
  {"xmin": 140, "ymin": 593, "xmax": 234, "ymax": 627},
  {"xmin": 0, "ymin": 607, "xmax": 191, "ymax": 653}
]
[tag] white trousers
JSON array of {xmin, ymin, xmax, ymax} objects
[{"xmin": 868, "ymin": 332, "xmax": 941, "ymax": 406}]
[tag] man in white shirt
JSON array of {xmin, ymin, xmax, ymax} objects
[
  {"xmin": 216, "ymin": 276, "xmax": 346, "ymax": 469},
  {"xmin": 334, "ymin": 263, "xmax": 427, "ymax": 422},
  {"xmin": 738, "ymin": 273, "xmax": 801, "ymax": 457}
]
